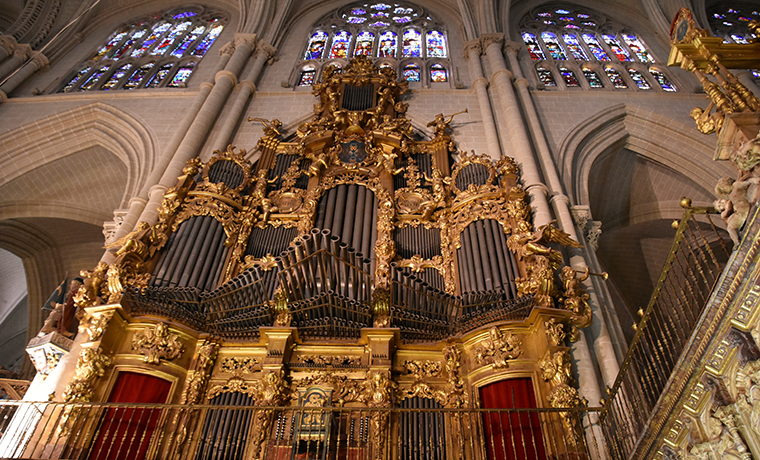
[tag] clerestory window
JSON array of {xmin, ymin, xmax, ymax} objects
[
  {"xmin": 707, "ymin": 6, "xmax": 759, "ymax": 44},
  {"xmin": 59, "ymin": 7, "xmax": 227, "ymax": 93},
  {"xmin": 520, "ymin": 5, "xmax": 677, "ymax": 92},
  {"xmin": 295, "ymin": 1, "xmax": 450, "ymax": 88}
]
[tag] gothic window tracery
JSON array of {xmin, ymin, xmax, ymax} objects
[
  {"xmin": 59, "ymin": 7, "xmax": 226, "ymax": 93},
  {"xmin": 297, "ymin": 1, "xmax": 450, "ymax": 87},
  {"xmin": 520, "ymin": 5, "xmax": 676, "ymax": 91}
]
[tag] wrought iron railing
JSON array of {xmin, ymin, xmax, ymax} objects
[
  {"xmin": 599, "ymin": 204, "xmax": 730, "ymax": 459},
  {"xmin": 0, "ymin": 400, "xmax": 601, "ymax": 460}
]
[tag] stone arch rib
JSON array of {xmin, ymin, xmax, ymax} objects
[{"xmin": 0, "ymin": 101, "xmax": 157, "ymax": 208}]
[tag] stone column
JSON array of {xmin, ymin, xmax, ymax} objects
[
  {"xmin": 0, "ymin": 35, "xmax": 18, "ymax": 63},
  {"xmin": 211, "ymin": 41, "xmax": 276, "ymax": 153},
  {"xmin": 0, "ymin": 43, "xmax": 31, "ymax": 82},
  {"xmin": 481, "ymin": 34, "xmax": 553, "ymax": 226},
  {"xmin": 0, "ymin": 51, "xmax": 47, "ymax": 99},
  {"xmin": 462, "ymin": 39, "xmax": 501, "ymax": 161},
  {"xmin": 136, "ymin": 35, "xmax": 256, "ymax": 226},
  {"xmin": 502, "ymin": 41, "xmax": 621, "ymax": 387}
]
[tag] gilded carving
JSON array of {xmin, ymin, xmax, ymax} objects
[
  {"xmin": 545, "ymin": 318, "xmax": 567, "ymax": 346},
  {"xmin": 560, "ymin": 267, "xmax": 593, "ymax": 329},
  {"xmin": 181, "ymin": 342, "xmax": 219, "ymax": 405},
  {"xmin": 539, "ymin": 349, "xmax": 582, "ymax": 446},
  {"xmin": 85, "ymin": 311, "xmax": 114, "ymax": 342},
  {"xmin": 220, "ymin": 356, "xmax": 259, "ymax": 376},
  {"xmin": 62, "ymin": 347, "xmax": 111, "ymax": 403},
  {"xmin": 508, "ymin": 221, "xmax": 581, "ymax": 308},
  {"xmin": 426, "ymin": 109, "xmax": 468, "ymax": 139},
  {"xmin": 474, "ymin": 327, "xmax": 522, "ymax": 370},
  {"xmin": 131, "ymin": 323, "xmax": 184, "ymax": 365},
  {"xmin": 296, "ymin": 355, "xmax": 361, "ymax": 366}
]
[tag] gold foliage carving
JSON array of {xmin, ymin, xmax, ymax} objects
[
  {"xmin": 539, "ymin": 349, "xmax": 582, "ymax": 446},
  {"xmin": 62, "ymin": 347, "xmax": 111, "ymax": 403},
  {"xmin": 560, "ymin": 267, "xmax": 592, "ymax": 330},
  {"xmin": 296, "ymin": 355, "xmax": 361, "ymax": 366},
  {"xmin": 220, "ymin": 356, "xmax": 259, "ymax": 376},
  {"xmin": 474, "ymin": 327, "xmax": 522, "ymax": 370},
  {"xmin": 131, "ymin": 323, "xmax": 184, "ymax": 365},
  {"xmin": 545, "ymin": 318, "xmax": 567, "ymax": 347},
  {"xmin": 84, "ymin": 311, "xmax": 114, "ymax": 342},
  {"xmin": 181, "ymin": 342, "xmax": 219, "ymax": 405}
]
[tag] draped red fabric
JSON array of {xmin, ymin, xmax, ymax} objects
[
  {"xmin": 479, "ymin": 378, "xmax": 547, "ymax": 460},
  {"xmin": 89, "ymin": 371, "xmax": 171, "ymax": 460}
]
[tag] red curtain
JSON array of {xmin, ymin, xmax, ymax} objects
[
  {"xmin": 89, "ymin": 371, "xmax": 171, "ymax": 460},
  {"xmin": 479, "ymin": 378, "xmax": 547, "ymax": 460}
]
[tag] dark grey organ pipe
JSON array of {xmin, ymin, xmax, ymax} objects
[
  {"xmin": 188, "ymin": 217, "xmax": 219, "ymax": 287},
  {"xmin": 353, "ymin": 186, "xmax": 366, "ymax": 252},
  {"xmin": 197, "ymin": 220, "xmax": 224, "ymax": 290},
  {"xmin": 323, "ymin": 187, "xmax": 337, "ymax": 232},
  {"xmin": 478, "ymin": 220, "xmax": 499, "ymax": 291},
  {"xmin": 361, "ymin": 190, "xmax": 374, "ymax": 258},
  {"xmin": 151, "ymin": 230, "xmax": 178, "ymax": 286},
  {"xmin": 179, "ymin": 216, "xmax": 213, "ymax": 287},
  {"xmin": 332, "ymin": 184, "xmax": 348, "ymax": 238},
  {"xmin": 156, "ymin": 218, "xmax": 192, "ymax": 286},
  {"xmin": 168, "ymin": 216, "xmax": 204, "ymax": 286},
  {"xmin": 343, "ymin": 185, "xmax": 358, "ymax": 245},
  {"xmin": 489, "ymin": 220, "xmax": 510, "ymax": 295}
]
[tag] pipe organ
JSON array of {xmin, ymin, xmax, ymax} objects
[{"xmin": 49, "ymin": 57, "xmax": 596, "ymax": 460}]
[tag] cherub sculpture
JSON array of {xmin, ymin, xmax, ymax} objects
[
  {"xmin": 248, "ymin": 117, "xmax": 282, "ymax": 138},
  {"xmin": 714, "ymin": 176, "xmax": 760, "ymax": 244},
  {"xmin": 426, "ymin": 109, "xmax": 468, "ymax": 138}
]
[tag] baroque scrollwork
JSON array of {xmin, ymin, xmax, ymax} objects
[
  {"xmin": 131, "ymin": 323, "xmax": 184, "ymax": 365},
  {"xmin": 220, "ymin": 356, "xmax": 259, "ymax": 376},
  {"xmin": 62, "ymin": 347, "xmax": 111, "ymax": 403},
  {"xmin": 181, "ymin": 341, "xmax": 219, "ymax": 405},
  {"xmin": 539, "ymin": 349, "xmax": 582, "ymax": 446},
  {"xmin": 474, "ymin": 327, "xmax": 522, "ymax": 370}
]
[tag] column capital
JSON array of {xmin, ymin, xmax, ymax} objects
[
  {"xmin": 219, "ymin": 40, "xmax": 236, "ymax": 57},
  {"xmin": 30, "ymin": 52, "xmax": 49, "ymax": 71},
  {"xmin": 234, "ymin": 33, "xmax": 257, "ymax": 49},
  {"xmin": 503, "ymin": 40, "xmax": 523, "ymax": 56},
  {"xmin": 480, "ymin": 33, "xmax": 505, "ymax": 50},
  {"xmin": 12, "ymin": 43, "xmax": 32, "ymax": 60},
  {"xmin": 215, "ymin": 69, "xmax": 238, "ymax": 85},
  {"xmin": 0, "ymin": 35, "xmax": 18, "ymax": 54},
  {"xmin": 255, "ymin": 41, "xmax": 278, "ymax": 63},
  {"xmin": 463, "ymin": 39, "xmax": 481, "ymax": 59}
]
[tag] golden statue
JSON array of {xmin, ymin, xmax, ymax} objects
[{"xmin": 426, "ymin": 109, "xmax": 468, "ymax": 138}]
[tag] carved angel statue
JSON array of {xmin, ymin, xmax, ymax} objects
[
  {"xmin": 714, "ymin": 176, "xmax": 760, "ymax": 244},
  {"xmin": 248, "ymin": 117, "xmax": 282, "ymax": 138},
  {"xmin": 560, "ymin": 266, "xmax": 592, "ymax": 328},
  {"xmin": 362, "ymin": 371, "xmax": 396, "ymax": 407},
  {"xmin": 251, "ymin": 169, "xmax": 278, "ymax": 222},
  {"xmin": 426, "ymin": 109, "xmax": 467, "ymax": 138},
  {"xmin": 539, "ymin": 350, "xmax": 573, "ymax": 387},
  {"xmin": 420, "ymin": 168, "xmax": 451, "ymax": 220},
  {"xmin": 105, "ymin": 221, "xmax": 166, "ymax": 261},
  {"xmin": 507, "ymin": 220, "xmax": 581, "ymax": 269}
]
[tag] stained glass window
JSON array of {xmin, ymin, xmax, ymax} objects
[
  {"xmin": 604, "ymin": 67, "xmax": 627, "ymax": 88},
  {"xmin": 562, "ymin": 33, "xmax": 588, "ymax": 60},
  {"xmin": 192, "ymin": 22, "xmax": 223, "ymax": 57},
  {"xmin": 627, "ymin": 68, "xmax": 651, "ymax": 89},
  {"xmin": 62, "ymin": 9, "xmax": 225, "ymax": 92},
  {"xmin": 372, "ymin": 12, "xmax": 389, "ymax": 18},
  {"xmin": 403, "ymin": 63, "xmax": 420, "ymax": 82},
  {"xmin": 430, "ymin": 63, "xmax": 447, "ymax": 82},
  {"xmin": 61, "ymin": 67, "xmax": 91, "ymax": 92},
  {"xmin": 582, "ymin": 68, "xmax": 604, "ymax": 88},
  {"xmin": 541, "ymin": 32, "xmax": 566, "ymax": 60},
  {"xmin": 378, "ymin": 31, "xmax": 398, "ymax": 57},
  {"xmin": 602, "ymin": 35, "xmax": 631, "ymax": 62},
  {"xmin": 168, "ymin": 62, "xmax": 197, "ymax": 87},
  {"xmin": 151, "ymin": 21, "xmax": 191, "ymax": 56},
  {"xmin": 582, "ymin": 33, "xmax": 610, "ymax": 61},
  {"xmin": 305, "ymin": 31, "xmax": 328, "ymax": 60},
  {"xmin": 426, "ymin": 30, "xmax": 446, "ymax": 58},
  {"xmin": 80, "ymin": 66, "xmax": 109, "ymax": 91},
  {"xmin": 522, "ymin": 32, "xmax": 546, "ymax": 60},
  {"xmin": 131, "ymin": 22, "xmax": 171, "ymax": 58},
  {"xmin": 123, "ymin": 63, "xmax": 154, "ymax": 90},
  {"xmin": 347, "ymin": 16, "xmax": 366, "ymax": 24},
  {"xmin": 171, "ymin": 25, "xmax": 205, "ymax": 58},
  {"xmin": 101, "ymin": 64, "xmax": 132, "ymax": 90},
  {"xmin": 559, "ymin": 67, "xmax": 580, "ymax": 86},
  {"xmin": 402, "ymin": 29, "xmax": 422, "ymax": 57},
  {"xmin": 708, "ymin": 6, "xmax": 760, "ymax": 43},
  {"xmin": 369, "ymin": 21, "xmax": 390, "ymax": 28},
  {"xmin": 622, "ymin": 35, "xmax": 654, "ymax": 63},
  {"xmin": 649, "ymin": 69, "xmax": 676, "ymax": 92},
  {"xmin": 298, "ymin": 68, "xmax": 316, "ymax": 86},
  {"xmin": 537, "ymin": 66, "xmax": 556, "ymax": 86},
  {"xmin": 372, "ymin": 3, "xmax": 391, "ymax": 10},
  {"xmin": 329, "ymin": 30, "xmax": 351, "ymax": 59},
  {"xmin": 94, "ymin": 31, "xmax": 128, "ymax": 59},
  {"xmin": 146, "ymin": 63, "xmax": 173, "ymax": 88},
  {"xmin": 113, "ymin": 29, "xmax": 146, "ymax": 59},
  {"xmin": 354, "ymin": 31, "xmax": 374, "ymax": 57}
]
